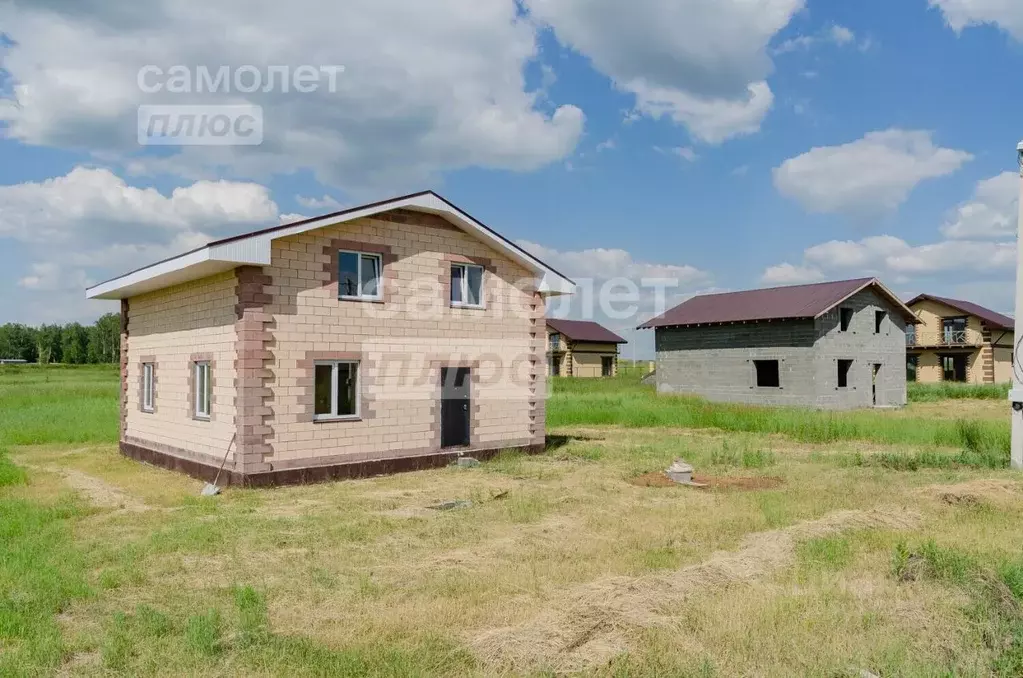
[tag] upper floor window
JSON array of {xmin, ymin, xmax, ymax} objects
[
  {"xmin": 839, "ymin": 308, "xmax": 854, "ymax": 332},
  {"xmin": 193, "ymin": 361, "xmax": 211, "ymax": 420},
  {"xmin": 874, "ymin": 310, "xmax": 886, "ymax": 334},
  {"xmin": 550, "ymin": 333, "xmax": 561, "ymax": 350},
  {"xmin": 339, "ymin": 251, "xmax": 381, "ymax": 301},
  {"xmin": 451, "ymin": 263, "xmax": 484, "ymax": 308}
]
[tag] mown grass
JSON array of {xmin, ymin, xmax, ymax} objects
[
  {"xmin": 908, "ymin": 381, "xmax": 1010, "ymax": 402},
  {"xmin": 549, "ymin": 374, "xmax": 1011, "ymax": 461},
  {"xmin": 0, "ymin": 365, "xmax": 119, "ymax": 445}
]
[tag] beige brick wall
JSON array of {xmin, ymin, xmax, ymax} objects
[
  {"xmin": 263, "ymin": 211, "xmax": 544, "ymax": 467},
  {"xmin": 124, "ymin": 271, "xmax": 239, "ymax": 463}
]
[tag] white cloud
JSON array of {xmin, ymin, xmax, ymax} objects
[
  {"xmin": 278, "ymin": 213, "xmax": 309, "ymax": 224},
  {"xmin": 773, "ymin": 24, "xmax": 857, "ymax": 54},
  {"xmin": 595, "ymin": 138, "xmax": 617, "ymax": 152},
  {"xmin": 517, "ymin": 240, "xmax": 712, "ymax": 285},
  {"xmin": 930, "ymin": 0, "xmax": 1023, "ymax": 40},
  {"xmin": 761, "ymin": 263, "xmax": 825, "ymax": 285},
  {"xmin": 0, "ymin": 166, "xmax": 281, "ymax": 295},
  {"xmin": 773, "ymin": 129, "xmax": 973, "ymax": 215},
  {"xmin": 296, "ymin": 194, "xmax": 344, "ymax": 211},
  {"xmin": 0, "ymin": 0, "xmax": 585, "ymax": 190},
  {"xmin": 525, "ymin": 0, "xmax": 804, "ymax": 143},
  {"xmin": 655, "ymin": 145, "xmax": 698, "ymax": 162},
  {"xmin": 940, "ymin": 171, "xmax": 1019, "ymax": 240}
]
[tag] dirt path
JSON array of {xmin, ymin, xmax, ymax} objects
[
  {"xmin": 472, "ymin": 506, "xmax": 921, "ymax": 674},
  {"xmin": 20, "ymin": 462, "xmax": 151, "ymax": 512}
]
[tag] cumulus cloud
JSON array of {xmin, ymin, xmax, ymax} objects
[
  {"xmin": 296, "ymin": 194, "xmax": 345, "ymax": 211},
  {"xmin": 930, "ymin": 0, "xmax": 1023, "ymax": 40},
  {"xmin": 761, "ymin": 263, "xmax": 825, "ymax": 285},
  {"xmin": 524, "ymin": 0, "xmax": 804, "ymax": 143},
  {"xmin": 517, "ymin": 240, "xmax": 711, "ymax": 285},
  {"xmin": 940, "ymin": 171, "xmax": 1019, "ymax": 240},
  {"xmin": 773, "ymin": 24, "xmax": 857, "ymax": 54},
  {"xmin": 0, "ymin": 166, "xmax": 282, "ymax": 294},
  {"xmin": 773, "ymin": 129, "xmax": 973, "ymax": 215},
  {"xmin": 0, "ymin": 0, "xmax": 585, "ymax": 190}
]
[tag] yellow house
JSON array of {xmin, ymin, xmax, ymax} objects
[
  {"xmin": 905, "ymin": 294, "xmax": 1015, "ymax": 384},
  {"xmin": 546, "ymin": 319, "xmax": 626, "ymax": 378}
]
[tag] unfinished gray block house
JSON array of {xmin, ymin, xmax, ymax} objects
[{"xmin": 638, "ymin": 278, "xmax": 919, "ymax": 410}]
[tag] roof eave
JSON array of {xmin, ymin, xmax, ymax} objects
[{"xmin": 86, "ymin": 192, "xmax": 575, "ymax": 300}]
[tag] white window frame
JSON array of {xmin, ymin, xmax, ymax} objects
[
  {"xmin": 313, "ymin": 360, "xmax": 361, "ymax": 421},
  {"xmin": 194, "ymin": 361, "xmax": 211, "ymax": 420},
  {"xmin": 450, "ymin": 263, "xmax": 484, "ymax": 308},
  {"xmin": 142, "ymin": 363, "xmax": 154, "ymax": 412},
  {"xmin": 338, "ymin": 250, "xmax": 383, "ymax": 301}
]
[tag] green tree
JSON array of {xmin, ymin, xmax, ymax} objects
[
  {"xmin": 88, "ymin": 313, "xmax": 121, "ymax": 364},
  {"xmin": 0, "ymin": 324, "xmax": 39, "ymax": 362},
  {"xmin": 36, "ymin": 325, "xmax": 63, "ymax": 364},
  {"xmin": 61, "ymin": 323, "xmax": 89, "ymax": 365}
]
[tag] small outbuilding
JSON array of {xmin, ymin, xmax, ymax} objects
[
  {"xmin": 638, "ymin": 278, "xmax": 919, "ymax": 410},
  {"xmin": 545, "ymin": 319, "xmax": 626, "ymax": 377}
]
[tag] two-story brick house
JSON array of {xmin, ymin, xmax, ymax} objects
[
  {"xmin": 86, "ymin": 192, "xmax": 574, "ymax": 485},
  {"xmin": 639, "ymin": 278, "xmax": 919, "ymax": 410},
  {"xmin": 905, "ymin": 294, "xmax": 1015, "ymax": 384}
]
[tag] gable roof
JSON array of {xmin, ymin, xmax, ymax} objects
[
  {"xmin": 907, "ymin": 294, "xmax": 1014, "ymax": 331},
  {"xmin": 86, "ymin": 191, "xmax": 575, "ymax": 300},
  {"xmin": 638, "ymin": 277, "xmax": 919, "ymax": 329},
  {"xmin": 546, "ymin": 318, "xmax": 626, "ymax": 344}
]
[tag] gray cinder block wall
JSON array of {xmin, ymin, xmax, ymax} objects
[{"xmin": 654, "ymin": 288, "xmax": 908, "ymax": 410}]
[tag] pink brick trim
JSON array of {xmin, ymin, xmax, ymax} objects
[
  {"xmin": 234, "ymin": 265, "xmax": 275, "ymax": 473},
  {"xmin": 119, "ymin": 300, "xmax": 129, "ymax": 439},
  {"xmin": 528, "ymin": 291, "xmax": 546, "ymax": 445}
]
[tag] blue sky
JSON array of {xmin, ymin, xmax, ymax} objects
[{"xmin": 1, "ymin": 0, "xmax": 1022, "ymax": 357}]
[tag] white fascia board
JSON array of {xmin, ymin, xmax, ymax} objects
[
  {"xmin": 86, "ymin": 192, "xmax": 574, "ymax": 300},
  {"xmin": 85, "ymin": 245, "xmax": 268, "ymax": 300}
]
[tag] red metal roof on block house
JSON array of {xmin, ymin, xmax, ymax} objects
[{"xmin": 639, "ymin": 278, "xmax": 918, "ymax": 329}]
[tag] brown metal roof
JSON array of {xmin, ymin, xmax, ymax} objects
[
  {"xmin": 546, "ymin": 319, "xmax": 627, "ymax": 343},
  {"xmin": 907, "ymin": 294, "xmax": 1014, "ymax": 331},
  {"xmin": 639, "ymin": 278, "xmax": 919, "ymax": 329}
]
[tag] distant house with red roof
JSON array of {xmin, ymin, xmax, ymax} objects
[
  {"xmin": 546, "ymin": 319, "xmax": 626, "ymax": 378},
  {"xmin": 638, "ymin": 278, "xmax": 918, "ymax": 410},
  {"xmin": 905, "ymin": 294, "xmax": 1015, "ymax": 384}
]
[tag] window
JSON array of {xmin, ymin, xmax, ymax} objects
[
  {"xmin": 839, "ymin": 308, "xmax": 854, "ymax": 332},
  {"xmin": 193, "ymin": 361, "xmax": 211, "ymax": 419},
  {"xmin": 942, "ymin": 317, "xmax": 968, "ymax": 345},
  {"xmin": 942, "ymin": 355, "xmax": 967, "ymax": 382},
  {"xmin": 338, "ymin": 251, "xmax": 382, "ymax": 300},
  {"xmin": 550, "ymin": 333, "xmax": 561, "ymax": 350},
  {"xmin": 837, "ymin": 359, "xmax": 853, "ymax": 388},
  {"xmin": 314, "ymin": 361, "xmax": 360, "ymax": 419},
  {"xmin": 874, "ymin": 310, "xmax": 886, "ymax": 334},
  {"xmin": 754, "ymin": 360, "xmax": 780, "ymax": 388},
  {"xmin": 906, "ymin": 355, "xmax": 918, "ymax": 382},
  {"xmin": 601, "ymin": 356, "xmax": 614, "ymax": 377},
  {"xmin": 450, "ymin": 263, "xmax": 484, "ymax": 307},
  {"xmin": 142, "ymin": 363, "xmax": 154, "ymax": 412}
]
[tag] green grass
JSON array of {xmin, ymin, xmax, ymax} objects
[
  {"xmin": 891, "ymin": 540, "xmax": 1023, "ymax": 675},
  {"xmin": 548, "ymin": 374, "xmax": 1010, "ymax": 458},
  {"xmin": 908, "ymin": 381, "xmax": 1010, "ymax": 402},
  {"xmin": 0, "ymin": 451, "xmax": 91, "ymax": 676},
  {"xmin": 0, "ymin": 365, "xmax": 119, "ymax": 445}
]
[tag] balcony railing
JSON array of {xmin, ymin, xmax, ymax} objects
[{"xmin": 906, "ymin": 329, "xmax": 977, "ymax": 347}]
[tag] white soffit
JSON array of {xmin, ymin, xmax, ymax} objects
[{"xmin": 86, "ymin": 192, "xmax": 575, "ymax": 300}]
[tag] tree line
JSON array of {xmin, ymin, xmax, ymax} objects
[{"xmin": 0, "ymin": 314, "xmax": 121, "ymax": 364}]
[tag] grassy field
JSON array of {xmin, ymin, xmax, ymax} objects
[{"xmin": 4, "ymin": 365, "xmax": 1023, "ymax": 676}]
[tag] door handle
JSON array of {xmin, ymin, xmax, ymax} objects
[{"xmin": 462, "ymin": 403, "xmax": 468, "ymax": 411}]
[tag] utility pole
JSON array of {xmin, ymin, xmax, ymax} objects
[{"xmin": 1010, "ymin": 141, "xmax": 1023, "ymax": 470}]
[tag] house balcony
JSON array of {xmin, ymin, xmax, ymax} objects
[{"xmin": 906, "ymin": 330, "xmax": 981, "ymax": 349}]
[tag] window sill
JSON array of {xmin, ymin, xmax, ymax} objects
[
  {"xmin": 193, "ymin": 415, "xmax": 211, "ymax": 422},
  {"xmin": 450, "ymin": 303, "xmax": 486, "ymax": 311},
  {"xmin": 313, "ymin": 415, "xmax": 362, "ymax": 423},
  {"xmin": 141, "ymin": 408, "xmax": 155, "ymax": 414},
  {"xmin": 339, "ymin": 296, "xmax": 384, "ymax": 305}
]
